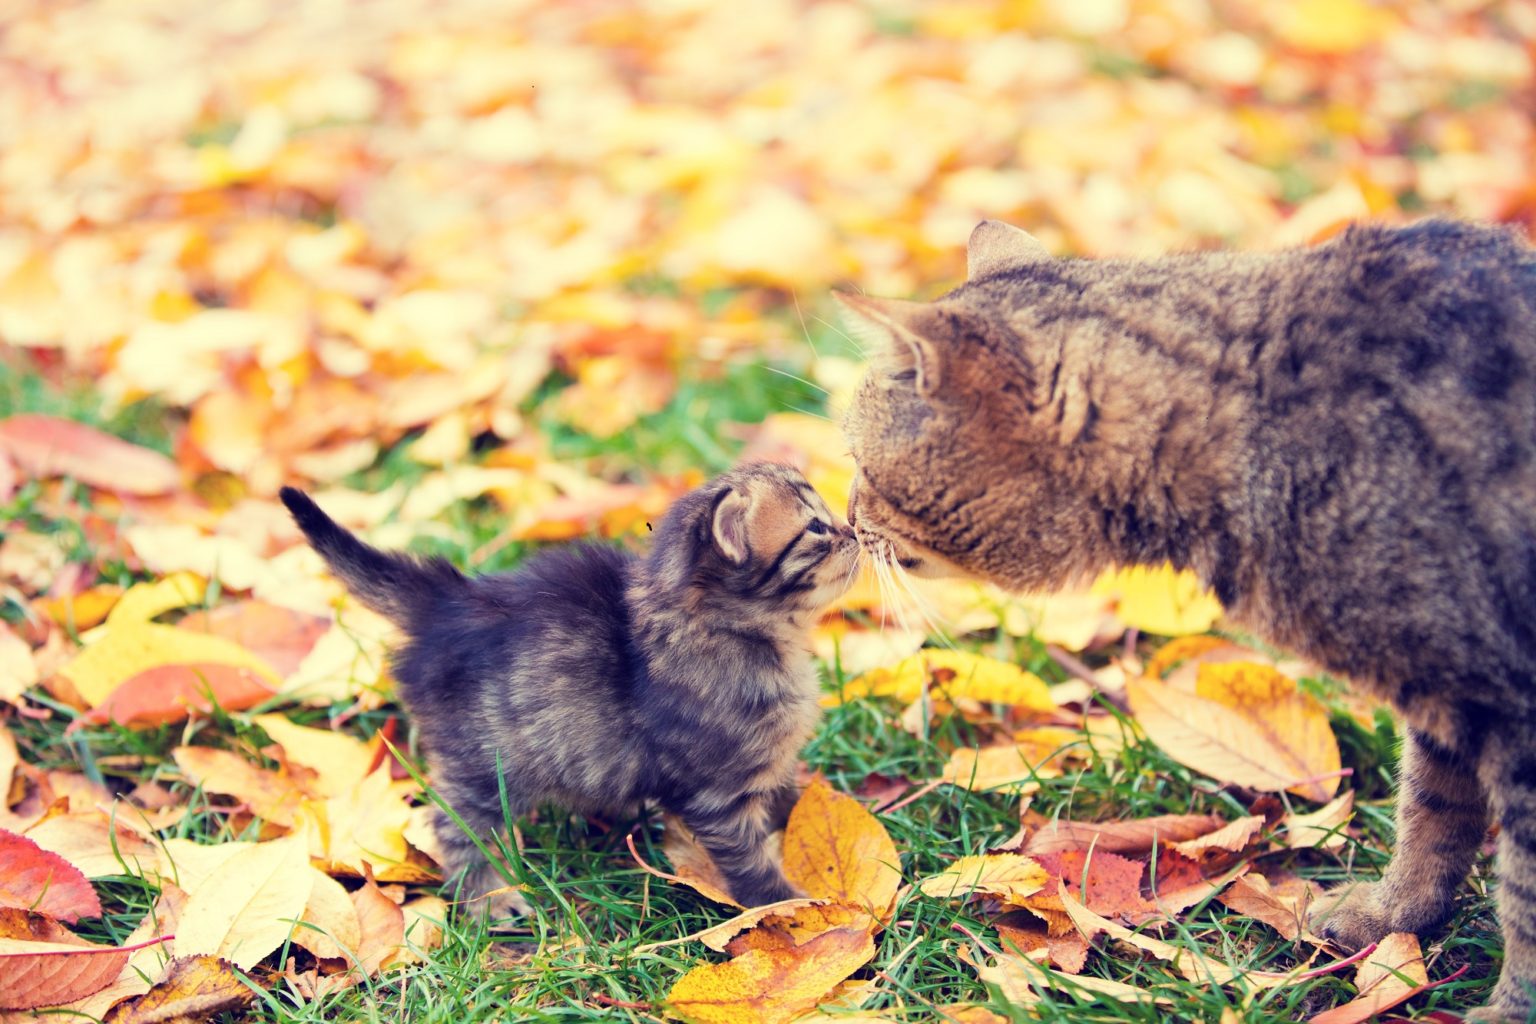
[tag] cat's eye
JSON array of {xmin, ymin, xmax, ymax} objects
[
  {"xmin": 888, "ymin": 369, "xmax": 917, "ymax": 384},
  {"xmin": 806, "ymin": 520, "xmax": 829, "ymax": 535}
]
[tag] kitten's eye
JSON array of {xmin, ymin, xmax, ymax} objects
[
  {"xmin": 806, "ymin": 520, "xmax": 829, "ymax": 536},
  {"xmin": 888, "ymin": 369, "xmax": 917, "ymax": 384}
]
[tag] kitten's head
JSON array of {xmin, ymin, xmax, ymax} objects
[
  {"xmin": 838, "ymin": 220, "xmax": 1110, "ymax": 593},
  {"xmin": 653, "ymin": 461, "xmax": 860, "ymax": 617}
]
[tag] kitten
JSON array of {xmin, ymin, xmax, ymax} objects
[
  {"xmin": 839, "ymin": 218, "xmax": 1536, "ymax": 1021},
  {"xmin": 280, "ymin": 461, "xmax": 859, "ymax": 911}
]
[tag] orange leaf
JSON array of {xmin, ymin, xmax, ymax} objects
[
  {"xmin": 782, "ymin": 778, "xmax": 900, "ymax": 917},
  {"xmin": 171, "ymin": 747, "xmax": 307, "ymax": 827},
  {"xmin": 348, "ymin": 871, "xmax": 405, "ymax": 979},
  {"xmin": 0, "ymin": 829, "xmax": 101, "ymax": 923},
  {"xmin": 667, "ymin": 927, "xmax": 875, "ymax": 1024},
  {"xmin": 70, "ymin": 664, "xmax": 277, "ymax": 733},
  {"xmin": 1034, "ymin": 849, "xmax": 1152, "ymax": 920},
  {"xmin": 1309, "ymin": 934, "xmax": 1431, "ymax": 1024},
  {"xmin": 1218, "ymin": 874, "xmax": 1315, "ymax": 942},
  {"xmin": 0, "ymin": 416, "xmax": 179, "ymax": 496},
  {"xmin": 723, "ymin": 904, "xmax": 871, "ymax": 956},
  {"xmin": 178, "ymin": 602, "xmax": 331, "ymax": 678}
]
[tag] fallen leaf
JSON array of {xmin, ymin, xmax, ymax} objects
[
  {"xmin": 1023, "ymin": 814, "xmax": 1228, "ymax": 857},
  {"xmin": 0, "ymin": 828, "xmax": 101, "ymax": 922},
  {"xmin": 106, "ymin": 574, "xmax": 206, "ymax": 627},
  {"xmin": 940, "ymin": 744, "xmax": 1066, "ymax": 794},
  {"xmin": 995, "ymin": 920, "xmax": 1089, "ymax": 974},
  {"xmin": 662, "ymin": 816, "xmax": 741, "ymax": 907},
  {"xmin": 1034, "ymin": 849, "xmax": 1153, "ymax": 920},
  {"xmin": 252, "ymin": 714, "xmax": 374, "ymax": 795},
  {"xmin": 172, "ymin": 746, "xmax": 305, "ymax": 827},
  {"xmin": 1218, "ymin": 874, "xmax": 1315, "ymax": 942},
  {"xmin": 383, "ymin": 894, "xmax": 448, "ymax": 968},
  {"xmin": 724, "ymin": 904, "xmax": 873, "ymax": 956},
  {"xmin": 1167, "ymin": 815, "xmax": 1267, "ymax": 863},
  {"xmin": 101, "ymin": 955, "xmax": 253, "ymax": 1023},
  {"xmin": 36, "ymin": 586, "xmax": 124, "ymax": 632},
  {"xmin": 832, "ymin": 651, "xmax": 1055, "ymax": 713},
  {"xmin": 1089, "ymin": 564, "xmax": 1222, "ymax": 637},
  {"xmin": 1310, "ymin": 933, "xmax": 1430, "ymax": 1024},
  {"xmin": 782, "ymin": 778, "xmax": 901, "ymax": 917},
  {"xmin": 23, "ymin": 812, "xmax": 163, "ymax": 880},
  {"xmin": 58, "ymin": 622, "xmax": 282, "ymax": 711},
  {"xmin": 1284, "ymin": 791, "xmax": 1355, "ymax": 851},
  {"xmin": 668, "ymin": 927, "xmax": 875, "ymax": 1024},
  {"xmin": 974, "ymin": 951, "xmax": 1173, "ymax": 1006},
  {"xmin": 71, "ymin": 663, "xmax": 278, "ymax": 732},
  {"xmin": 0, "ymin": 625, "xmax": 38, "ymax": 704},
  {"xmin": 289, "ymin": 869, "xmax": 361, "ymax": 962},
  {"xmin": 0, "ymin": 936, "xmax": 133, "ymax": 1010},
  {"xmin": 1127, "ymin": 671, "xmax": 1341, "ymax": 802},
  {"xmin": 1149, "ymin": 852, "xmax": 1249, "ymax": 915},
  {"xmin": 693, "ymin": 900, "xmax": 830, "ymax": 953},
  {"xmin": 173, "ymin": 836, "xmax": 311, "ymax": 970},
  {"xmin": 917, "ymin": 854, "xmax": 1050, "ymax": 903},
  {"xmin": 348, "ymin": 871, "xmax": 405, "ymax": 978},
  {"xmin": 179, "ymin": 602, "xmax": 331, "ymax": 677},
  {"xmin": 0, "ymin": 415, "xmax": 179, "ymax": 496}
]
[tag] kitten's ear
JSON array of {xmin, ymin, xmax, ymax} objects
[
  {"xmin": 711, "ymin": 488, "xmax": 751, "ymax": 565},
  {"xmin": 967, "ymin": 220, "xmax": 1050, "ymax": 280},
  {"xmin": 833, "ymin": 292, "xmax": 944, "ymax": 395}
]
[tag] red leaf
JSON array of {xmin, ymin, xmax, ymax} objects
[
  {"xmin": 0, "ymin": 933, "xmax": 172, "ymax": 1011},
  {"xmin": 68, "ymin": 663, "xmax": 277, "ymax": 733},
  {"xmin": 0, "ymin": 829, "xmax": 101, "ymax": 923},
  {"xmin": 1035, "ymin": 849, "xmax": 1154, "ymax": 919},
  {"xmin": 178, "ymin": 602, "xmax": 329, "ymax": 677},
  {"xmin": 0, "ymin": 415, "xmax": 179, "ymax": 496}
]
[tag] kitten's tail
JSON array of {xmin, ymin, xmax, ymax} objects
[{"xmin": 279, "ymin": 486, "xmax": 465, "ymax": 625}]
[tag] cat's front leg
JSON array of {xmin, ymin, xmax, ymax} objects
[
  {"xmin": 1468, "ymin": 730, "xmax": 1536, "ymax": 1023},
  {"xmin": 1310, "ymin": 728, "xmax": 1488, "ymax": 947},
  {"xmin": 682, "ymin": 790, "xmax": 803, "ymax": 907}
]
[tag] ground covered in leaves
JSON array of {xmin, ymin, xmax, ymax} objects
[{"xmin": 2, "ymin": 0, "xmax": 1533, "ymax": 1021}]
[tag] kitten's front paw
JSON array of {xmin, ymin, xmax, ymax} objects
[{"xmin": 1464, "ymin": 978, "xmax": 1536, "ymax": 1023}]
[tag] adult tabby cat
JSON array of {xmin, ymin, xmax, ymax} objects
[
  {"xmin": 282, "ymin": 462, "xmax": 858, "ymax": 912},
  {"xmin": 840, "ymin": 218, "xmax": 1536, "ymax": 1020}
]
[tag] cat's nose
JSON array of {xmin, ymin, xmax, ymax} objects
[{"xmin": 846, "ymin": 478, "xmax": 859, "ymax": 528}]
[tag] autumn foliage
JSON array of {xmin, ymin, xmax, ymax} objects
[{"xmin": 1, "ymin": 0, "xmax": 1528, "ymax": 1019}]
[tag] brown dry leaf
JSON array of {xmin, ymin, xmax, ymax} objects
[
  {"xmin": 1033, "ymin": 849, "xmax": 1153, "ymax": 920},
  {"xmin": 383, "ymin": 894, "xmax": 448, "ymax": 969},
  {"xmin": 1167, "ymin": 815, "xmax": 1267, "ymax": 862},
  {"xmin": 0, "ymin": 828, "xmax": 101, "ymax": 922},
  {"xmin": 782, "ymin": 778, "xmax": 901, "ymax": 917},
  {"xmin": 662, "ymin": 815, "xmax": 741, "ymax": 907},
  {"xmin": 1149, "ymin": 853, "xmax": 1249, "ymax": 916},
  {"xmin": 995, "ymin": 919, "xmax": 1090, "ymax": 975},
  {"xmin": 917, "ymin": 854, "xmax": 1050, "ymax": 903},
  {"xmin": 101, "ymin": 955, "xmax": 253, "ymax": 1024},
  {"xmin": 1127, "ymin": 670, "xmax": 1340, "ymax": 802},
  {"xmin": 0, "ymin": 415, "xmax": 180, "ymax": 497},
  {"xmin": 973, "ymin": 951, "xmax": 1173, "ymax": 1007},
  {"xmin": 173, "ymin": 835, "xmax": 311, "ymax": 970},
  {"xmin": 1309, "ymin": 933, "xmax": 1429, "ymax": 1024},
  {"xmin": 172, "ymin": 746, "xmax": 306, "ymax": 827},
  {"xmin": 1023, "ymin": 813, "xmax": 1228, "ymax": 857},
  {"xmin": 667, "ymin": 926, "xmax": 875, "ymax": 1024},
  {"xmin": 1218, "ymin": 874, "xmax": 1316, "ymax": 942},
  {"xmin": 1284, "ymin": 791, "xmax": 1355, "ymax": 851},
  {"xmin": 348, "ymin": 871, "xmax": 405, "ymax": 979}
]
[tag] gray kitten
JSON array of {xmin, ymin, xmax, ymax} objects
[{"xmin": 281, "ymin": 461, "xmax": 859, "ymax": 911}]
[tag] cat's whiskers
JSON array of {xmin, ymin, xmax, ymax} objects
[
  {"xmin": 886, "ymin": 555, "xmax": 954, "ymax": 650},
  {"xmin": 811, "ymin": 314, "xmax": 866, "ymax": 359},
  {"xmin": 763, "ymin": 364, "xmax": 830, "ymax": 396}
]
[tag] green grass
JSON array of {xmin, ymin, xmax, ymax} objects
[{"xmin": 1, "ymin": 354, "xmax": 1507, "ymax": 1022}]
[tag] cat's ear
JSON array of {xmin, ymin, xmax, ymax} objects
[
  {"xmin": 833, "ymin": 293, "xmax": 944, "ymax": 395},
  {"xmin": 967, "ymin": 220, "xmax": 1050, "ymax": 280},
  {"xmin": 711, "ymin": 488, "xmax": 752, "ymax": 565}
]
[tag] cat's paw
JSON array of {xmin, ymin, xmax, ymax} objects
[
  {"xmin": 1464, "ymin": 978, "xmax": 1536, "ymax": 1023},
  {"xmin": 1308, "ymin": 882, "xmax": 1450, "ymax": 950}
]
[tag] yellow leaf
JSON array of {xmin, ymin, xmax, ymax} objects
[
  {"xmin": 59, "ymin": 623, "xmax": 281, "ymax": 709},
  {"xmin": 782, "ymin": 779, "xmax": 901, "ymax": 917},
  {"xmin": 662, "ymin": 815, "xmax": 742, "ymax": 908},
  {"xmin": 1090, "ymin": 565, "xmax": 1222, "ymax": 637},
  {"xmin": 106, "ymin": 574, "xmax": 206, "ymax": 627},
  {"xmin": 24, "ymin": 813, "xmax": 163, "ymax": 881},
  {"xmin": 939, "ymin": 745, "xmax": 1065, "ymax": 793},
  {"xmin": 1270, "ymin": 0, "xmax": 1395, "ymax": 55},
  {"xmin": 835, "ymin": 650, "xmax": 1054, "ymax": 713},
  {"xmin": 297, "ymin": 768, "xmax": 423, "ymax": 881},
  {"xmin": 174, "ymin": 836, "xmax": 311, "ymax": 970},
  {"xmin": 0, "ymin": 625, "xmax": 37, "ymax": 704},
  {"xmin": 722, "ymin": 904, "xmax": 875, "ymax": 955},
  {"xmin": 1284, "ymin": 791, "xmax": 1355, "ymax": 851},
  {"xmin": 917, "ymin": 854, "xmax": 1050, "ymax": 902},
  {"xmin": 100, "ymin": 953, "xmax": 253, "ymax": 1022},
  {"xmin": 668, "ymin": 927, "xmax": 875, "ymax": 1024},
  {"xmin": 692, "ymin": 900, "xmax": 831, "ymax": 953},
  {"xmin": 252, "ymin": 714, "xmax": 374, "ymax": 796},
  {"xmin": 1127, "ymin": 669, "xmax": 1341, "ymax": 802},
  {"xmin": 1309, "ymin": 933, "xmax": 1427, "ymax": 1024},
  {"xmin": 972, "ymin": 952, "xmax": 1174, "ymax": 1007},
  {"xmin": 290, "ymin": 869, "xmax": 361, "ymax": 962}
]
